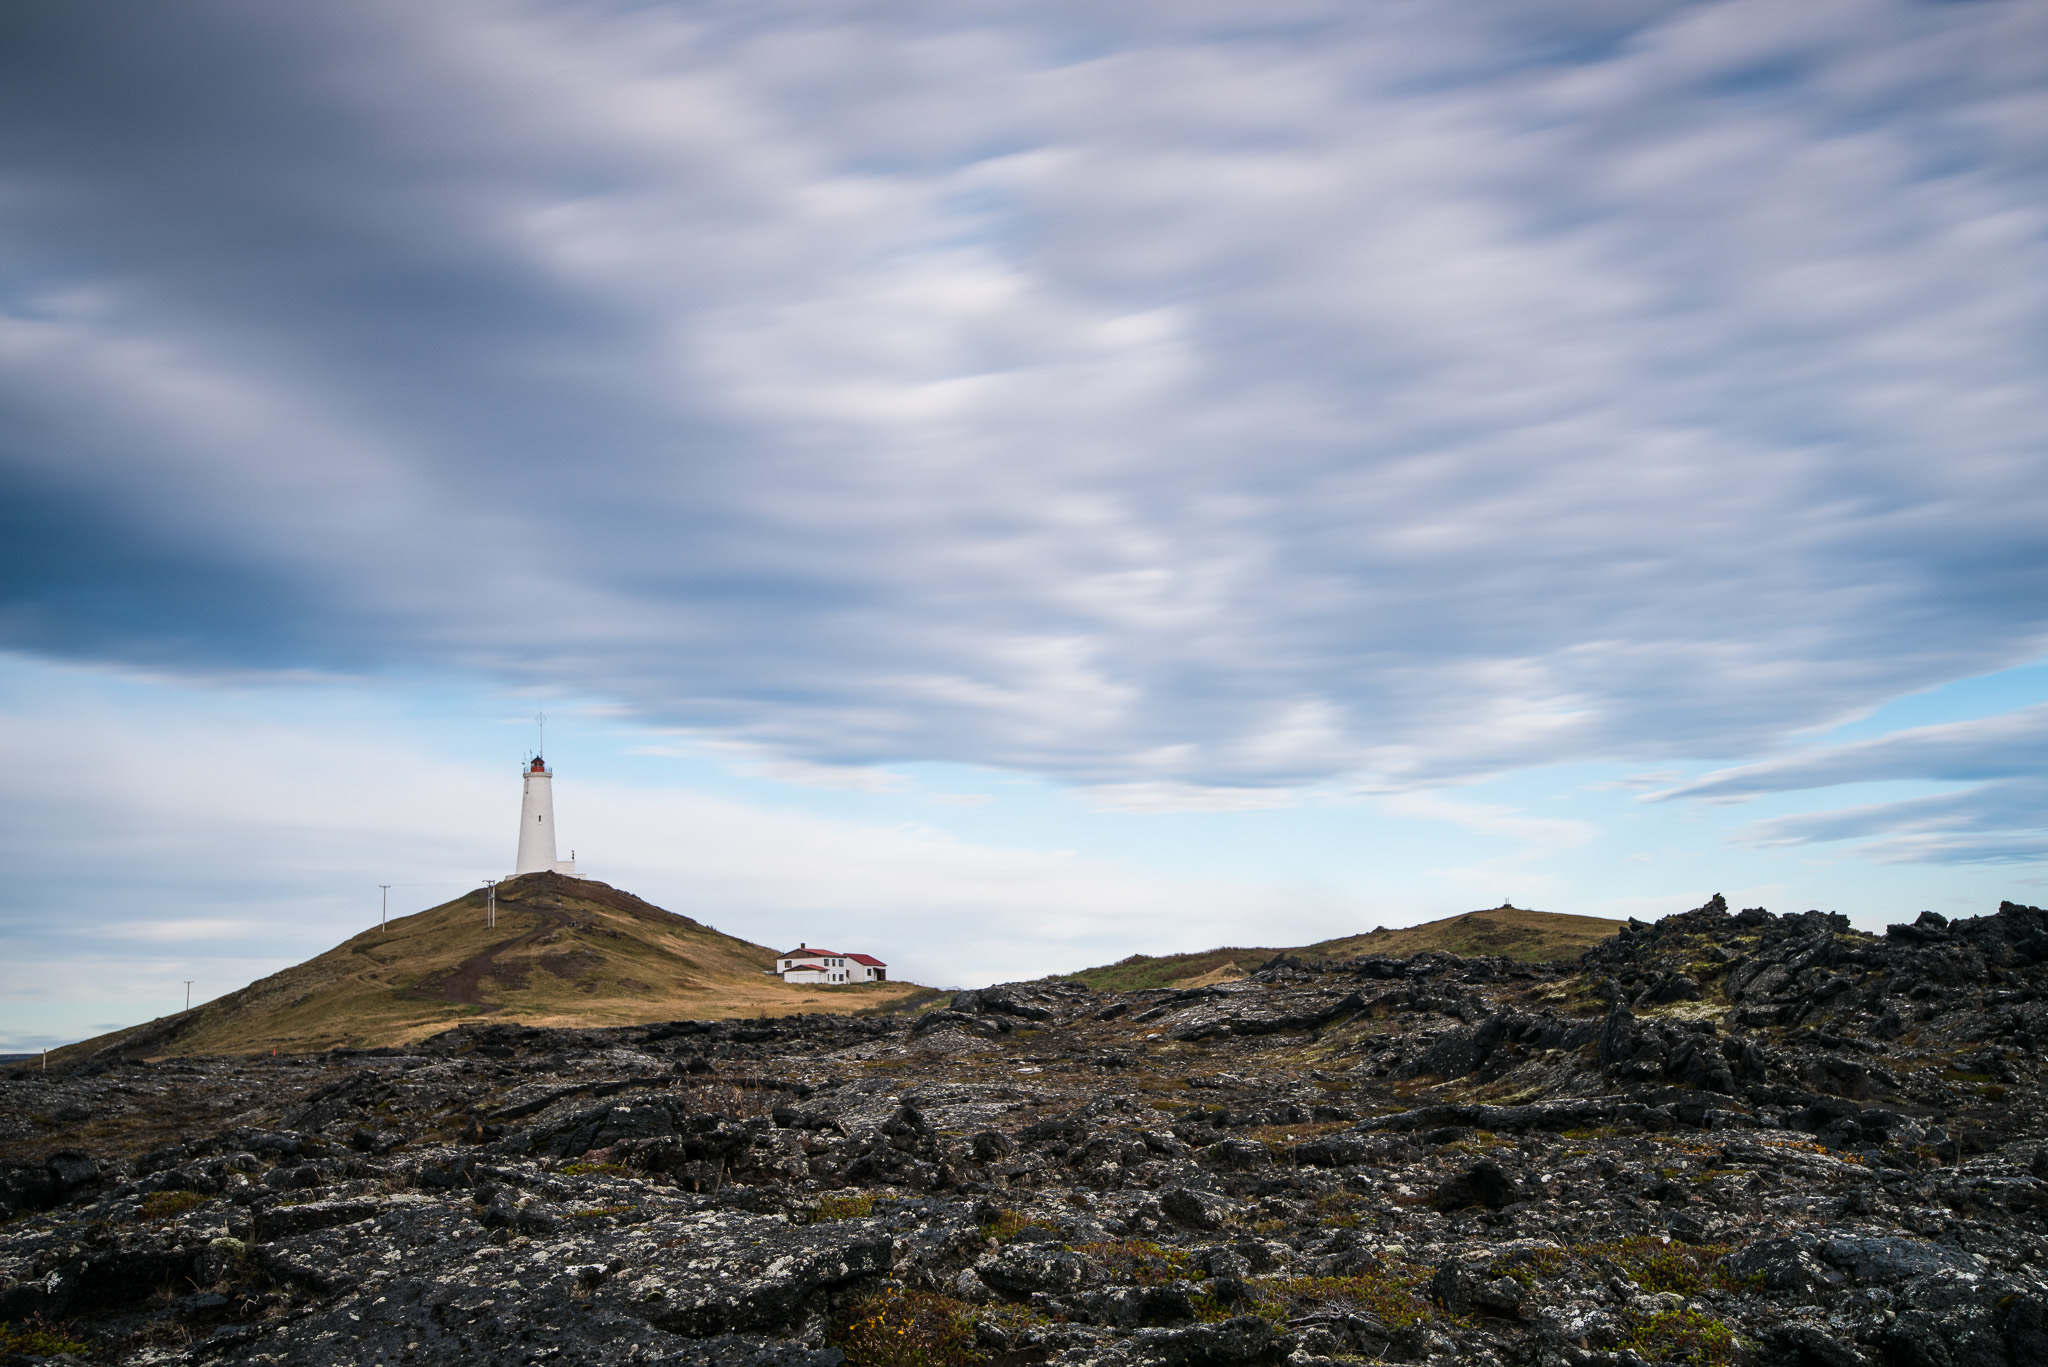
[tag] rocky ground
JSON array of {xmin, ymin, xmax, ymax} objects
[{"xmin": 4, "ymin": 897, "xmax": 2048, "ymax": 1367}]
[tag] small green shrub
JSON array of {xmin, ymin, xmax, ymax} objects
[
  {"xmin": 1188, "ymin": 1289, "xmax": 1286, "ymax": 1325},
  {"xmin": 0, "ymin": 1317, "xmax": 92, "ymax": 1356},
  {"xmin": 1488, "ymin": 1246, "xmax": 1569, "ymax": 1286},
  {"xmin": 832, "ymin": 1289, "xmax": 979, "ymax": 1367},
  {"xmin": 139, "ymin": 1190, "xmax": 208, "ymax": 1221},
  {"xmin": 808, "ymin": 1192, "xmax": 876, "ymax": 1222},
  {"xmin": 1445, "ymin": 1130, "xmax": 1513, "ymax": 1155},
  {"xmin": 560, "ymin": 1161, "xmax": 628, "ymax": 1176},
  {"xmin": 978, "ymin": 1208, "xmax": 1052, "ymax": 1243},
  {"xmin": 1620, "ymin": 1307, "xmax": 1737, "ymax": 1365}
]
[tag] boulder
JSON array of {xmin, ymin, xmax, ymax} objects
[
  {"xmin": 1430, "ymin": 1259, "xmax": 1524, "ymax": 1316},
  {"xmin": 1161, "ymin": 1186, "xmax": 1235, "ymax": 1231},
  {"xmin": 1435, "ymin": 1159, "xmax": 1519, "ymax": 1212},
  {"xmin": 1133, "ymin": 1315, "xmax": 1293, "ymax": 1366}
]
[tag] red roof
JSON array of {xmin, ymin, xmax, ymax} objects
[
  {"xmin": 780, "ymin": 961, "xmax": 830, "ymax": 973},
  {"xmin": 778, "ymin": 947, "xmax": 843, "ymax": 958},
  {"xmin": 847, "ymin": 953, "xmax": 887, "ymax": 966}
]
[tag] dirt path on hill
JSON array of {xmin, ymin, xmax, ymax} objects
[{"xmin": 401, "ymin": 897, "xmax": 593, "ymax": 1011}]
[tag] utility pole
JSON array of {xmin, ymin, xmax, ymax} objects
[
  {"xmin": 379, "ymin": 884, "xmax": 391, "ymax": 929},
  {"xmin": 483, "ymin": 878, "xmax": 498, "ymax": 930},
  {"xmin": 183, "ymin": 981, "xmax": 193, "ymax": 1011}
]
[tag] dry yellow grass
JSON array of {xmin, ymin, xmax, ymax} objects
[
  {"xmin": 54, "ymin": 872, "xmax": 930, "ymax": 1060},
  {"xmin": 1165, "ymin": 961, "xmax": 1257, "ymax": 989},
  {"xmin": 1308, "ymin": 904, "xmax": 1622, "ymax": 963}
]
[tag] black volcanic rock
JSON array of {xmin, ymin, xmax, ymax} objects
[
  {"xmin": 1433, "ymin": 1158, "xmax": 1519, "ymax": 1212},
  {"xmin": 3, "ymin": 897, "xmax": 2048, "ymax": 1366}
]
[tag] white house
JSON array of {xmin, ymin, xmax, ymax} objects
[{"xmin": 773, "ymin": 944, "xmax": 888, "ymax": 984}]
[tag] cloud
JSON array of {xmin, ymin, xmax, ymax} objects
[
  {"xmin": 1648, "ymin": 704, "xmax": 2048, "ymax": 802},
  {"xmin": 683, "ymin": 740, "xmax": 914, "ymax": 794},
  {"xmin": 96, "ymin": 919, "xmax": 279, "ymax": 944},
  {"xmin": 1080, "ymin": 782, "xmax": 1299, "ymax": 813},
  {"xmin": 0, "ymin": 0, "xmax": 2044, "ymax": 799},
  {"xmin": 1646, "ymin": 705, "xmax": 2048, "ymax": 803},
  {"xmin": 1377, "ymin": 791, "xmax": 1597, "ymax": 851},
  {"xmin": 1648, "ymin": 704, "xmax": 2048, "ymax": 865}
]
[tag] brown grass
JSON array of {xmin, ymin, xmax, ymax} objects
[{"xmin": 139, "ymin": 1190, "xmax": 208, "ymax": 1221}]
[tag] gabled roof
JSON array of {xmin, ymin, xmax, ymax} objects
[
  {"xmin": 778, "ymin": 947, "xmax": 843, "ymax": 958},
  {"xmin": 846, "ymin": 953, "xmax": 887, "ymax": 966}
]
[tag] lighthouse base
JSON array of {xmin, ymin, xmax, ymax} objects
[{"xmin": 506, "ymin": 860, "xmax": 577, "ymax": 879}]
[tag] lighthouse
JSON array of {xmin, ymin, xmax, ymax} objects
[{"xmin": 513, "ymin": 756, "xmax": 577, "ymax": 876}]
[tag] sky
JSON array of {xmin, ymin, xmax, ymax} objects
[{"xmin": 2, "ymin": 0, "xmax": 2045, "ymax": 1052}]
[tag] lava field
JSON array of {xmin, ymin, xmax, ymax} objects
[{"xmin": 4, "ymin": 897, "xmax": 2047, "ymax": 1367}]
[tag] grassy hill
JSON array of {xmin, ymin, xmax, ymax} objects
[
  {"xmin": 1306, "ymin": 903, "xmax": 1624, "ymax": 962},
  {"xmin": 1066, "ymin": 947, "xmax": 1292, "ymax": 994},
  {"xmin": 56, "ymin": 872, "xmax": 931, "ymax": 1061},
  {"xmin": 1063, "ymin": 904, "xmax": 1621, "ymax": 992}
]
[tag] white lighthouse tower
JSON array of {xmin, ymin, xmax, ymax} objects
[{"xmin": 513, "ymin": 755, "xmax": 576, "ymax": 876}]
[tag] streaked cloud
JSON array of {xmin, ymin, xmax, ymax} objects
[
  {"xmin": 1649, "ymin": 705, "xmax": 2048, "ymax": 864},
  {"xmin": 0, "ymin": 0, "xmax": 2041, "ymax": 796},
  {"xmin": 1650, "ymin": 705, "xmax": 2048, "ymax": 801}
]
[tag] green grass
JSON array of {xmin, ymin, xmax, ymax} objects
[
  {"xmin": 1575, "ymin": 1238, "xmax": 1738, "ymax": 1296},
  {"xmin": 1488, "ymin": 1246, "xmax": 1569, "ymax": 1286},
  {"xmin": 978, "ymin": 1208, "xmax": 1054, "ymax": 1243},
  {"xmin": 1, "ymin": 1318, "xmax": 92, "ymax": 1356},
  {"xmin": 138, "ymin": 1189, "xmax": 208, "ymax": 1221},
  {"xmin": 1621, "ymin": 1308, "xmax": 1738, "ymax": 1366},
  {"xmin": 807, "ymin": 1192, "xmax": 877, "ymax": 1222},
  {"xmin": 1272, "ymin": 1262, "xmax": 1450, "ymax": 1329}
]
